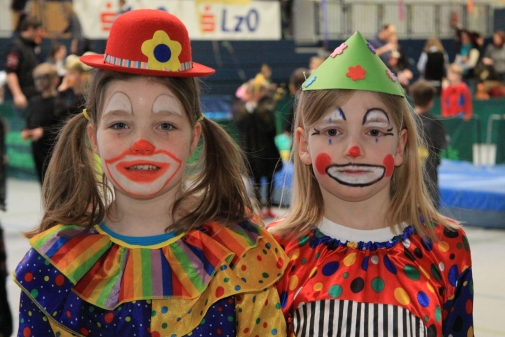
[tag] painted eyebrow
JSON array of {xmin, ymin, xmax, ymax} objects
[
  {"xmin": 152, "ymin": 94, "xmax": 183, "ymax": 116},
  {"xmin": 314, "ymin": 108, "xmax": 346, "ymax": 129},
  {"xmin": 362, "ymin": 108, "xmax": 390, "ymax": 125},
  {"xmin": 102, "ymin": 91, "xmax": 133, "ymax": 117},
  {"xmin": 326, "ymin": 107, "xmax": 346, "ymax": 122}
]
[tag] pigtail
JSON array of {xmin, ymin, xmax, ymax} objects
[
  {"xmin": 25, "ymin": 114, "xmax": 110, "ymax": 238},
  {"xmin": 172, "ymin": 117, "xmax": 253, "ymax": 230}
]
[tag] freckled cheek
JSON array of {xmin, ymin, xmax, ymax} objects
[
  {"xmin": 315, "ymin": 153, "xmax": 332, "ymax": 175},
  {"xmin": 383, "ymin": 154, "xmax": 395, "ymax": 177}
]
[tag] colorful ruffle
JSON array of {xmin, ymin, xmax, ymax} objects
[
  {"xmin": 28, "ymin": 221, "xmax": 284, "ymax": 308},
  {"xmin": 17, "ymin": 220, "xmax": 287, "ymax": 336}
]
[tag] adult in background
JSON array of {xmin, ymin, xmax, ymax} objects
[
  {"xmin": 388, "ymin": 50, "xmax": 413, "ymax": 91},
  {"xmin": 369, "ymin": 24, "xmax": 397, "ymax": 65},
  {"xmin": 3, "ymin": 16, "xmax": 43, "ymax": 118},
  {"xmin": 482, "ymin": 30, "xmax": 505, "ymax": 81},
  {"xmin": 417, "ymin": 37, "xmax": 449, "ymax": 94},
  {"xmin": 410, "ymin": 80, "xmax": 448, "ymax": 208},
  {"xmin": 454, "ymin": 29, "xmax": 480, "ymax": 92},
  {"xmin": 233, "ymin": 76, "xmax": 282, "ymax": 219},
  {"xmin": 61, "ymin": 3, "xmax": 85, "ymax": 55}
]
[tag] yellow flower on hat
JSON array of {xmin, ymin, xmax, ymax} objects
[{"xmin": 141, "ymin": 30, "xmax": 182, "ymax": 71}]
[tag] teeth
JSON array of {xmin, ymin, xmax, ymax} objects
[{"xmin": 129, "ymin": 165, "xmax": 158, "ymax": 170}]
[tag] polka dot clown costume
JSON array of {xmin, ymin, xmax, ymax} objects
[
  {"xmin": 14, "ymin": 9, "xmax": 287, "ymax": 337},
  {"xmin": 270, "ymin": 32, "xmax": 473, "ymax": 337}
]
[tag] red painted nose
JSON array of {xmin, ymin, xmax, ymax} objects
[
  {"xmin": 349, "ymin": 146, "xmax": 361, "ymax": 158},
  {"xmin": 130, "ymin": 139, "xmax": 155, "ymax": 154}
]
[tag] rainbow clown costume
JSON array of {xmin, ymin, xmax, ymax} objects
[{"xmin": 14, "ymin": 10, "xmax": 288, "ymax": 337}]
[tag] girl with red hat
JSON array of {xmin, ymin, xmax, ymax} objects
[{"xmin": 14, "ymin": 9, "xmax": 287, "ymax": 337}]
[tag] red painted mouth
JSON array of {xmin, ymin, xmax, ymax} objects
[{"xmin": 116, "ymin": 160, "xmax": 170, "ymax": 183}]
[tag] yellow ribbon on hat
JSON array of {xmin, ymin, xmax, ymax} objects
[{"xmin": 82, "ymin": 109, "xmax": 91, "ymax": 121}]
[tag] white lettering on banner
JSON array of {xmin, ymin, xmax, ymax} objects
[{"xmin": 73, "ymin": 0, "xmax": 280, "ymax": 40}]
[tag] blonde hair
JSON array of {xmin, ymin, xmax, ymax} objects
[
  {"xmin": 33, "ymin": 63, "xmax": 58, "ymax": 78},
  {"xmin": 448, "ymin": 63, "xmax": 463, "ymax": 75},
  {"xmin": 423, "ymin": 37, "xmax": 445, "ymax": 53},
  {"xmin": 246, "ymin": 75, "xmax": 269, "ymax": 96},
  {"xmin": 65, "ymin": 54, "xmax": 93, "ymax": 73},
  {"xmin": 27, "ymin": 70, "xmax": 253, "ymax": 237},
  {"xmin": 272, "ymin": 89, "xmax": 458, "ymax": 240}
]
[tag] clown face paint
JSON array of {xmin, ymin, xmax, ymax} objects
[
  {"xmin": 297, "ymin": 90, "xmax": 406, "ymax": 203},
  {"xmin": 89, "ymin": 77, "xmax": 200, "ymax": 199},
  {"xmin": 103, "ymin": 138, "xmax": 182, "ymax": 197},
  {"xmin": 325, "ymin": 163, "xmax": 385, "ymax": 187}
]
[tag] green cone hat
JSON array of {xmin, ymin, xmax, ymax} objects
[{"xmin": 302, "ymin": 31, "xmax": 405, "ymax": 97}]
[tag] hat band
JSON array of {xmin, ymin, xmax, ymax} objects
[{"xmin": 104, "ymin": 54, "xmax": 193, "ymax": 72}]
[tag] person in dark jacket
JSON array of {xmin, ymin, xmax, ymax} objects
[
  {"xmin": 3, "ymin": 16, "xmax": 43, "ymax": 118},
  {"xmin": 233, "ymin": 75, "xmax": 282, "ymax": 219},
  {"xmin": 410, "ymin": 80, "xmax": 448, "ymax": 208}
]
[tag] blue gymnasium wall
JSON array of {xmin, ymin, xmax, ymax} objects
[{"xmin": 0, "ymin": 37, "xmax": 489, "ymax": 180}]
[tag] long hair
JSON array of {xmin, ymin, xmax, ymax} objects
[
  {"xmin": 27, "ymin": 70, "xmax": 253, "ymax": 237},
  {"xmin": 424, "ymin": 37, "xmax": 445, "ymax": 53},
  {"xmin": 272, "ymin": 89, "xmax": 458, "ymax": 240}
]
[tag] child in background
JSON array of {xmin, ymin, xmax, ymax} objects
[
  {"xmin": 15, "ymin": 9, "xmax": 287, "ymax": 337},
  {"xmin": 46, "ymin": 43, "xmax": 67, "ymax": 84},
  {"xmin": 21, "ymin": 63, "xmax": 60, "ymax": 184},
  {"xmin": 271, "ymin": 32, "xmax": 473, "ymax": 336},
  {"xmin": 441, "ymin": 63, "xmax": 473, "ymax": 120},
  {"xmin": 410, "ymin": 80, "xmax": 448, "ymax": 208},
  {"xmin": 55, "ymin": 53, "xmax": 92, "ymax": 119}
]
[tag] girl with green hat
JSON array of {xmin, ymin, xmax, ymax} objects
[{"xmin": 270, "ymin": 32, "xmax": 473, "ymax": 336}]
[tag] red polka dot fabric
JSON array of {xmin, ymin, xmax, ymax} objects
[{"xmin": 274, "ymin": 223, "xmax": 473, "ymax": 336}]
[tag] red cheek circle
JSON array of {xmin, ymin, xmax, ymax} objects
[
  {"xmin": 383, "ymin": 154, "xmax": 395, "ymax": 177},
  {"xmin": 315, "ymin": 153, "xmax": 332, "ymax": 175}
]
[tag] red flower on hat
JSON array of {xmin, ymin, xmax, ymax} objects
[
  {"xmin": 330, "ymin": 43, "xmax": 347, "ymax": 58},
  {"xmin": 141, "ymin": 30, "xmax": 182, "ymax": 71},
  {"xmin": 346, "ymin": 65, "xmax": 366, "ymax": 81}
]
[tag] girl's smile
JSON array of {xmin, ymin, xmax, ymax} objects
[
  {"xmin": 88, "ymin": 77, "xmax": 200, "ymax": 199},
  {"xmin": 105, "ymin": 145, "xmax": 181, "ymax": 186}
]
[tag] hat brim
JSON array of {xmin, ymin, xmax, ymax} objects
[{"xmin": 80, "ymin": 54, "xmax": 215, "ymax": 78}]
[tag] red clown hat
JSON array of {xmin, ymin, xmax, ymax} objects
[{"xmin": 80, "ymin": 9, "xmax": 215, "ymax": 77}]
